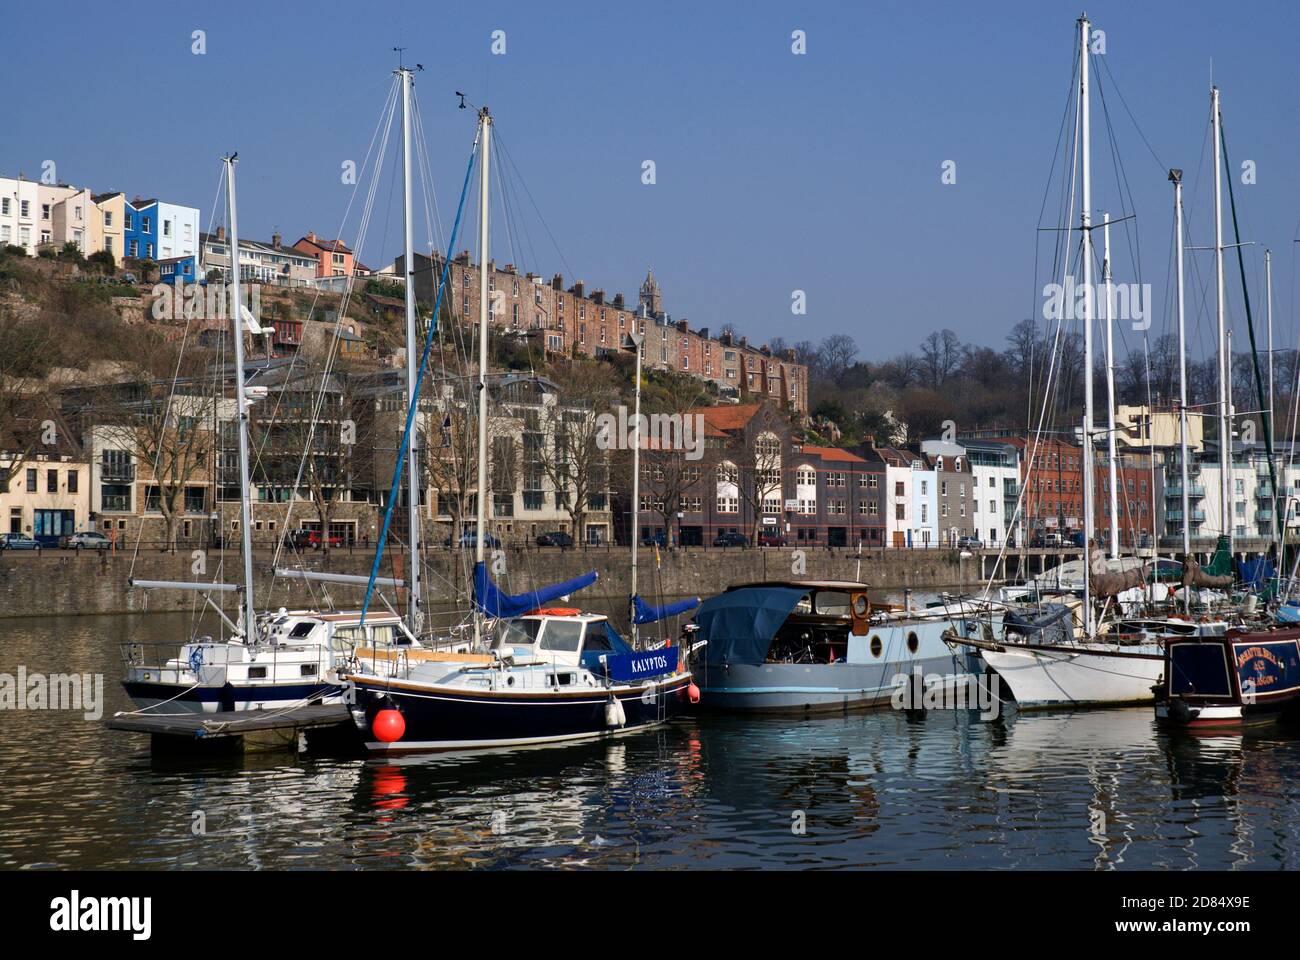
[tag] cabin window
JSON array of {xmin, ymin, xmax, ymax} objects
[
  {"xmin": 370, "ymin": 625, "xmax": 395, "ymax": 646},
  {"xmin": 907, "ymin": 632, "xmax": 919, "ymax": 654},
  {"xmin": 582, "ymin": 622, "xmax": 614, "ymax": 652},
  {"xmin": 553, "ymin": 672, "xmax": 574, "ymax": 686},
  {"xmin": 1169, "ymin": 644, "xmax": 1232, "ymax": 698},
  {"xmin": 300, "ymin": 664, "xmax": 318, "ymax": 677},
  {"xmin": 491, "ymin": 618, "xmax": 543, "ymax": 649},
  {"xmin": 540, "ymin": 621, "xmax": 583, "ymax": 653},
  {"xmin": 248, "ymin": 666, "xmax": 268, "ymax": 679},
  {"xmin": 869, "ymin": 636, "xmax": 883, "ymax": 658},
  {"xmin": 813, "ymin": 591, "xmax": 852, "ymax": 617},
  {"xmin": 289, "ymin": 622, "xmax": 316, "ymax": 639}
]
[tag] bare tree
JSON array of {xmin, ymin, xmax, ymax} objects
[
  {"xmin": 816, "ymin": 334, "xmax": 859, "ymax": 382},
  {"xmin": 0, "ymin": 307, "xmax": 62, "ymax": 494},
  {"xmin": 537, "ymin": 361, "xmax": 617, "ymax": 542}
]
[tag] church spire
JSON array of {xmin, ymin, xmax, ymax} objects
[{"xmin": 639, "ymin": 266, "xmax": 662, "ymax": 316}]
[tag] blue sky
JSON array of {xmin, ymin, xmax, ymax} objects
[{"xmin": 3, "ymin": 0, "xmax": 1296, "ymax": 360}]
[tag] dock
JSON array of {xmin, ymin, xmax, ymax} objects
[{"xmin": 106, "ymin": 703, "xmax": 357, "ymax": 755}]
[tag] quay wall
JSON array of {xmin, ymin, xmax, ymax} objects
[{"xmin": 0, "ymin": 545, "xmax": 1023, "ymax": 619}]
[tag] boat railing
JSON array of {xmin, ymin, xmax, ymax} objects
[{"xmin": 120, "ymin": 639, "xmax": 334, "ymax": 679}]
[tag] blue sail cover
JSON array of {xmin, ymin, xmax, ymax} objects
[
  {"xmin": 696, "ymin": 586, "xmax": 808, "ymax": 667},
  {"xmin": 632, "ymin": 594, "xmax": 700, "ymax": 625},
  {"xmin": 1236, "ymin": 556, "xmax": 1275, "ymax": 592},
  {"xmin": 473, "ymin": 562, "xmax": 597, "ymax": 618}
]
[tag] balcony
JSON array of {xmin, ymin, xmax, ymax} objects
[
  {"xmin": 1256, "ymin": 509, "xmax": 1274, "ymax": 522},
  {"xmin": 1164, "ymin": 484, "xmax": 1205, "ymax": 499},
  {"xmin": 1255, "ymin": 485, "xmax": 1274, "ymax": 500},
  {"xmin": 100, "ymin": 462, "xmax": 136, "ymax": 482},
  {"xmin": 1166, "ymin": 510, "xmax": 1206, "ymax": 523}
]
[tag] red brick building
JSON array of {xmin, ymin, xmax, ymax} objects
[{"xmin": 399, "ymin": 253, "xmax": 809, "ymax": 413}]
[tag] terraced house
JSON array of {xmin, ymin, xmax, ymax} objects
[{"xmin": 397, "ymin": 253, "xmax": 808, "ymax": 412}]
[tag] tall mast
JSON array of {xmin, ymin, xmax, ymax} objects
[
  {"xmin": 1102, "ymin": 212, "xmax": 1119, "ymax": 558},
  {"xmin": 473, "ymin": 106, "xmax": 492, "ymax": 647},
  {"xmin": 222, "ymin": 155, "xmax": 257, "ymax": 640},
  {"xmin": 1212, "ymin": 86, "xmax": 1231, "ymax": 551},
  {"xmin": 1171, "ymin": 170, "xmax": 1192, "ymax": 566},
  {"xmin": 1265, "ymin": 248, "xmax": 1275, "ymax": 535},
  {"xmin": 627, "ymin": 331, "xmax": 644, "ymax": 647},
  {"xmin": 1078, "ymin": 13, "xmax": 1095, "ymax": 635},
  {"xmin": 399, "ymin": 67, "xmax": 423, "ymax": 631}
]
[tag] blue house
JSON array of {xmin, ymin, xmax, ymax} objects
[
  {"xmin": 124, "ymin": 199, "xmax": 158, "ymax": 260},
  {"xmin": 158, "ymin": 255, "xmax": 197, "ymax": 285}
]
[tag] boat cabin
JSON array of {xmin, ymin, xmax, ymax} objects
[
  {"xmin": 720, "ymin": 580, "xmax": 872, "ymax": 665},
  {"xmin": 488, "ymin": 609, "xmax": 636, "ymax": 672}
]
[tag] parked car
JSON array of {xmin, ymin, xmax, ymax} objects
[
  {"xmin": 284, "ymin": 528, "xmax": 343, "ymax": 550},
  {"xmin": 757, "ymin": 530, "xmax": 787, "ymax": 547},
  {"xmin": 640, "ymin": 531, "xmax": 668, "ymax": 548},
  {"xmin": 536, "ymin": 531, "xmax": 573, "ymax": 548},
  {"xmin": 713, "ymin": 532, "xmax": 749, "ymax": 548},
  {"xmin": 1031, "ymin": 533, "xmax": 1065, "ymax": 548},
  {"xmin": 956, "ymin": 535, "xmax": 984, "ymax": 549},
  {"xmin": 61, "ymin": 531, "xmax": 112, "ymax": 551},
  {"xmin": 444, "ymin": 532, "xmax": 502, "ymax": 549},
  {"xmin": 0, "ymin": 533, "xmax": 40, "ymax": 550}
]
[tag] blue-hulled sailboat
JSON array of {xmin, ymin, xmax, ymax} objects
[{"xmin": 341, "ymin": 104, "xmax": 694, "ymax": 752}]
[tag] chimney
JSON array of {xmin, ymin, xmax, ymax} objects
[
  {"xmin": 613, "ymin": 292, "xmax": 625, "ymax": 308},
  {"xmin": 572, "ymin": 281, "xmax": 585, "ymax": 298},
  {"xmin": 740, "ymin": 336, "xmax": 748, "ymax": 347},
  {"xmin": 216, "ymin": 225, "xmax": 226, "ymax": 241},
  {"xmin": 504, "ymin": 263, "xmax": 515, "ymax": 274},
  {"xmin": 676, "ymin": 319, "xmax": 688, "ymax": 333},
  {"xmin": 271, "ymin": 232, "xmax": 281, "ymax": 249},
  {"xmin": 697, "ymin": 326, "xmax": 709, "ymax": 340},
  {"xmin": 720, "ymin": 331, "xmax": 732, "ymax": 347},
  {"xmin": 306, "ymin": 230, "xmax": 317, "ymax": 243},
  {"xmin": 551, "ymin": 273, "xmax": 563, "ymax": 290},
  {"xmin": 592, "ymin": 288, "xmax": 604, "ymax": 305}
]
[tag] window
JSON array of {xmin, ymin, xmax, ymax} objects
[
  {"xmin": 47, "ymin": 469, "xmax": 58, "ymax": 493},
  {"xmin": 20, "ymin": 200, "xmax": 30, "ymax": 217},
  {"xmin": 0, "ymin": 198, "xmax": 7, "ymax": 215},
  {"xmin": 26, "ymin": 469, "xmax": 37, "ymax": 492},
  {"xmin": 67, "ymin": 471, "xmax": 78, "ymax": 494}
]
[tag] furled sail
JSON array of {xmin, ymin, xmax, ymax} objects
[
  {"xmin": 473, "ymin": 562, "xmax": 597, "ymax": 619},
  {"xmin": 1180, "ymin": 555, "xmax": 1233, "ymax": 589},
  {"xmin": 632, "ymin": 594, "xmax": 700, "ymax": 625},
  {"xmin": 1088, "ymin": 548, "xmax": 1145, "ymax": 598}
]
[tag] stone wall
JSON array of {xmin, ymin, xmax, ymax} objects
[{"xmin": 0, "ymin": 544, "xmax": 982, "ymax": 619}]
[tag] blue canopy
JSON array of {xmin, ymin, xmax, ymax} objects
[
  {"xmin": 473, "ymin": 562, "xmax": 598, "ymax": 619},
  {"xmin": 632, "ymin": 594, "xmax": 700, "ymax": 625},
  {"xmin": 1236, "ymin": 556, "xmax": 1275, "ymax": 592},
  {"xmin": 695, "ymin": 586, "xmax": 807, "ymax": 667}
]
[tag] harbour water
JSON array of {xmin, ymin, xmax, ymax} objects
[{"xmin": 3, "ymin": 610, "xmax": 1300, "ymax": 870}]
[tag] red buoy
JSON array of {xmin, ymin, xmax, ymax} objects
[
  {"xmin": 372, "ymin": 708, "xmax": 405, "ymax": 742},
  {"xmin": 687, "ymin": 683, "xmax": 701, "ymax": 704}
]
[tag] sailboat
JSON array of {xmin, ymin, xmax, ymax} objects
[
  {"xmin": 342, "ymin": 99, "xmax": 696, "ymax": 752},
  {"xmin": 944, "ymin": 15, "xmax": 1206, "ymax": 707},
  {"xmin": 1153, "ymin": 85, "xmax": 1300, "ymax": 729},
  {"xmin": 119, "ymin": 155, "xmax": 412, "ymax": 714}
]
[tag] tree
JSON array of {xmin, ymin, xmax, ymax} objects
[
  {"xmin": 816, "ymin": 334, "xmax": 859, "ymax": 382},
  {"xmin": 537, "ymin": 361, "xmax": 617, "ymax": 543},
  {"xmin": 0, "ymin": 307, "xmax": 63, "ymax": 495},
  {"xmin": 89, "ymin": 333, "xmax": 217, "ymax": 549},
  {"xmin": 919, "ymin": 329, "xmax": 965, "ymax": 388}
]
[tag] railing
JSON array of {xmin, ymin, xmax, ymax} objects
[{"xmin": 1165, "ymin": 485, "xmax": 1205, "ymax": 499}]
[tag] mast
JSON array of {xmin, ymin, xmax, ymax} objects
[
  {"xmin": 1078, "ymin": 13, "xmax": 1096, "ymax": 635},
  {"xmin": 1171, "ymin": 170, "xmax": 1192, "ymax": 564},
  {"xmin": 473, "ymin": 106, "xmax": 492, "ymax": 647},
  {"xmin": 1102, "ymin": 212, "xmax": 1119, "ymax": 558},
  {"xmin": 222, "ymin": 155, "xmax": 258, "ymax": 640},
  {"xmin": 1266, "ymin": 248, "xmax": 1275, "ymax": 541},
  {"xmin": 399, "ymin": 66, "xmax": 423, "ymax": 631},
  {"xmin": 628, "ymin": 331, "xmax": 644, "ymax": 646},
  {"xmin": 1212, "ymin": 86, "xmax": 1231, "ymax": 551}
]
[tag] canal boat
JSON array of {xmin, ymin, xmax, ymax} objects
[
  {"xmin": 1154, "ymin": 627, "xmax": 1300, "ymax": 729},
  {"xmin": 692, "ymin": 579, "xmax": 973, "ymax": 713}
]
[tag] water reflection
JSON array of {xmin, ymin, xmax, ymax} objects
[{"xmin": 2, "ymin": 612, "xmax": 1299, "ymax": 869}]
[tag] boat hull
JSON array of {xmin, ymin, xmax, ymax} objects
[
  {"xmin": 121, "ymin": 679, "xmax": 340, "ymax": 714},
  {"xmin": 978, "ymin": 642, "xmax": 1165, "ymax": 708},
  {"xmin": 347, "ymin": 671, "xmax": 694, "ymax": 753},
  {"xmin": 694, "ymin": 654, "xmax": 961, "ymax": 713}
]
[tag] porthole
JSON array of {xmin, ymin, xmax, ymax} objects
[
  {"xmin": 506, "ymin": 675, "xmax": 515, "ymax": 687},
  {"xmin": 907, "ymin": 632, "xmax": 919, "ymax": 654},
  {"xmin": 869, "ymin": 635, "xmax": 883, "ymax": 658},
  {"xmin": 852, "ymin": 595, "xmax": 870, "ymax": 618}
]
